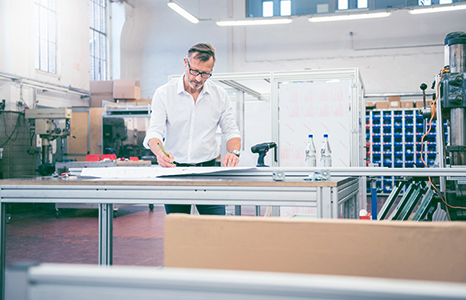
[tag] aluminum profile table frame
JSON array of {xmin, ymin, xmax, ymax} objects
[{"xmin": 0, "ymin": 175, "xmax": 358, "ymax": 300}]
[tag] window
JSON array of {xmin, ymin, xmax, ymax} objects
[
  {"xmin": 338, "ymin": 0, "xmax": 368, "ymax": 9},
  {"xmin": 260, "ymin": 0, "xmax": 292, "ymax": 17},
  {"xmin": 281, "ymin": 0, "xmax": 291, "ymax": 15},
  {"xmin": 247, "ymin": 0, "xmax": 464, "ymax": 17},
  {"xmin": 34, "ymin": 0, "xmax": 57, "ymax": 74},
  {"xmin": 89, "ymin": 0, "xmax": 107, "ymax": 81},
  {"xmin": 418, "ymin": 0, "xmax": 454, "ymax": 6},
  {"xmin": 263, "ymin": 1, "xmax": 273, "ymax": 16}
]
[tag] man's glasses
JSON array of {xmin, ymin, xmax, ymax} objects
[{"xmin": 187, "ymin": 59, "xmax": 212, "ymax": 79}]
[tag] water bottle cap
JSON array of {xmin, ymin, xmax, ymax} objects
[
  {"xmin": 308, "ymin": 134, "xmax": 313, "ymax": 138},
  {"xmin": 323, "ymin": 134, "xmax": 328, "ymax": 138}
]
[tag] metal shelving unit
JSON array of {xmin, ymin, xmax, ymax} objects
[{"xmin": 365, "ymin": 108, "xmax": 448, "ymax": 194}]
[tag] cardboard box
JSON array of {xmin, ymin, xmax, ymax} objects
[
  {"xmin": 115, "ymin": 98, "xmax": 152, "ymax": 105},
  {"xmin": 67, "ymin": 109, "xmax": 89, "ymax": 161},
  {"xmin": 401, "ymin": 101, "xmax": 414, "ymax": 108},
  {"xmin": 375, "ymin": 101, "xmax": 389, "ymax": 109},
  {"xmin": 113, "ymin": 79, "xmax": 141, "ymax": 99},
  {"xmin": 415, "ymin": 100, "xmax": 433, "ymax": 108},
  {"xmin": 90, "ymin": 81, "xmax": 114, "ymax": 107},
  {"xmin": 165, "ymin": 214, "xmax": 466, "ymax": 283},
  {"xmin": 388, "ymin": 96, "xmax": 401, "ymax": 108},
  {"xmin": 90, "ymin": 107, "xmax": 103, "ymax": 155}
]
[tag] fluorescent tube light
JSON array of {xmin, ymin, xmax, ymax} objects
[
  {"xmin": 167, "ymin": 1, "xmax": 199, "ymax": 24},
  {"xmin": 409, "ymin": 3, "xmax": 466, "ymax": 14},
  {"xmin": 309, "ymin": 12, "xmax": 390, "ymax": 22},
  {"xmin": 216, "ymin": 18, "xmax": 292, "ymax": 26}
]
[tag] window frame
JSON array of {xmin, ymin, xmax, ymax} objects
[
  {"xmin": 34, "ymin": 0, "xmax": 57, "ymax": 74},
  {"xmin": 246, "ymin": 0, "xmax": 459, "ymax": 18},
  {"xmin": 89, "ymin": 0, "xmax": 108, "ymax": 81}
]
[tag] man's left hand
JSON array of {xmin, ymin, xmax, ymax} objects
[{"xmin": 222, "ymin": 152, "xmax": 239, "ymax": 167}]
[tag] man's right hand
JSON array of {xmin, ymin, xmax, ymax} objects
[
  {"xmin": 156, "ymin": 150, "xmax": 175, "ymax": 168},
  {"xmin": 148, "ymin": 138, "xmax": 175, "ymax": 168}
]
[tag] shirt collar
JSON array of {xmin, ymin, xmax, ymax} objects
[{"xmin": 177, "ymin": 74, "xmax": 211, "ymax": 96}]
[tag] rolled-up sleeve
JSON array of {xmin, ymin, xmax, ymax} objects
[
  {"xmin": 143, "ymin": 88, "xmax": 167, "ymax": 149},
  {"xmin": 218, "ymin": 90, "xmax": 241, "ymax": 142}
]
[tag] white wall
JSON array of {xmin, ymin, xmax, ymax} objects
[
  {"xmin": 117, "ymin": 0, "xmax": 466, "ymax": 99},
  {"xmin": 0, "ymin": 0, "xmax": 90, "ymax": 109},
  {"xmin": 0, "ymin": 0, "xmax": 90, "ymax": 89}
]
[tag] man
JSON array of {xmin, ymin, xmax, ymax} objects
[{"xmin": 143, "ymin": 43, "xmax": 241, "ymax": 215}]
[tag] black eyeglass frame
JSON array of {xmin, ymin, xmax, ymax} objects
[{"xmin": 186, "ymin": 59, "xmax": 213, "ymax": 79}]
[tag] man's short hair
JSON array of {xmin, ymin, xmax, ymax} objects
[{"xmin": 188, "ymin": 43, "xmax": 216, "ymax": 63}]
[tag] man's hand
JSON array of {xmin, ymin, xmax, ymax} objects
[
  {"xmin": 148, "ymin": 139, "xmax": 175, "ymax": 168},
  {"xmin": 222, "ymin": 152, "xmax": 239, "ymax": 167},
  {"xmin": 156, "ymin": 150, "xmax": 175, "ymax": 168}
]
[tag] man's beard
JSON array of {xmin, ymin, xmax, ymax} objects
[{"xmin": 186, "ymin": 71, "xmax": 203, "ymax": 90}]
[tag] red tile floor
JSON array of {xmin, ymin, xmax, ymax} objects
[{"xmin": 5, "ymin": 205, "xmax": 261, "ymax": 268}]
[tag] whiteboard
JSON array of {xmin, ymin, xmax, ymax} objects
[{"xmin": 278, "ymin": 80, "xmax": 352, "ymax": 167}]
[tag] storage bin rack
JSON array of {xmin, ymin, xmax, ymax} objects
[{"xmin": 365, "ymin": 108, "xmax": 448, "ymax": 194}]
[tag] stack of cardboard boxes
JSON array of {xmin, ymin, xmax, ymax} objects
[
  {"xmin": 367, "ymin": 96, "xmax": 432, "ymax": 109},
  {"xmin": 90, "ymin": 79, "xmax": 149, "ymax": 107}
]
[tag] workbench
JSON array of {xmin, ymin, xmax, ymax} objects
[{"xmin": 0, "ymin": 170, "xmax": 359, "ymax": 300}]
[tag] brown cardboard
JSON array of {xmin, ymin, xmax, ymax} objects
[
  {"xmin": 415, "ymin": 100, "xmax": 433, "ymax": 108},
  {"xmin": 375, "ymin": 101, "xmax": 389, "ymax": 109},
  {"xmin": 116, "ymin": 98, "xmax": 152, "ymax": 105},
  {"xmin": 165, "ymin": 214, "xmax": 466, "ymax": 283},
  {"xmin": 388, "ymin": 96, "xmax": 401, "ymax": 108},
  {"xmin": 113, "ymin": 79, "xmax": 141, "ymax": 99},
  {"xmin": 90, "ymin": 107, "xmax": 103, "ymax": 155},
  {"xmin": 90, "ymin": 81, "xmax": 113, "ymax": 107},
  {"xmin": 401, "ymin": 101, "xmax": 414, "ymax": 108},
  {"xmin": 388, "ymin": 96, "xmax": 400, "ymax": 102},
  {"xmin": 67, "ymin": 110, "xmax": 89, "ymax": 161}
]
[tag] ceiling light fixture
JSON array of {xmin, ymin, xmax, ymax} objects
[
  {"xmin": 167, "ymin": 1, "xmax": 199, "ymax": 24},
  {"xmin": 309, "ymin": 12, "xmax": 391, "ymax": 22},
  {"xmin": 409, "ymin": 3, "xmax": 466, "ymax": 14},
  {"xmin": 216, "ymin": 18, "xmax": 292, "ymax": 26}
]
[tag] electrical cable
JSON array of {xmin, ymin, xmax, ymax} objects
[
  {"xmin": 420, "ymin": 67, "xmax": 466, "ymax": 210},
  {"xmin": 0, "ymin": 111, "xmax": 23, "ymax": 148}
]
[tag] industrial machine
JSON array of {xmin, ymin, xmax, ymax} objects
[
  {"xmin": 422, "ymin": 32, "xmax": 466, "ymax": 221},
  {"xmin": 25, "ymin": 108, "xmax": 72, "ymax": 175},
  {"xmin": 437, "ymin": 32, "xmax": 466, "ymax": 220},
  {"xmin": 102, "ymin": 102, "xmax": 153, "ymax": 161}
]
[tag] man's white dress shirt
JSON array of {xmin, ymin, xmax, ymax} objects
[{"xmin": 143, "ymin": 75, "xmax": 240, "ymax": 164}]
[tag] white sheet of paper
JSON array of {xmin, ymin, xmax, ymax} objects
[{"xmin": 79, "ymin": 166, "xmax": 252, "ymax": 179}]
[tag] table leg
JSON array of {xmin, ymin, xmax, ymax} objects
[
  {"xmin": 331, "ymin": 187, "xmax": 339, "ymax": 218},
  {"xmin": 98, "ymin": 203, "xmax": 113, "ymax": 265},
  {"xmin": 0, "ymin": 203, "xmax": 5, "ymax": 300},
  {"xmin": 234, "ymin": 205, "xmax": 241, "ymax": 216},
  {"xmin": 321, "ymin": 187, "xmax": 332, "ymax": 218}
]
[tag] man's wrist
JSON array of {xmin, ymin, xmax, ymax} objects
[{"xmin": 229, "ymin": 149, "xmax": 240, "ymax": 157}]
